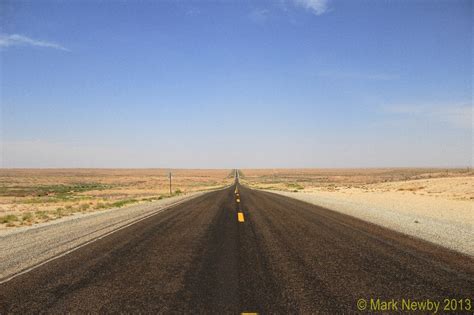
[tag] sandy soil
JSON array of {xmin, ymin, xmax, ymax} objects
[{"xmin": 241, "ymin": 168, "xmax": 473, "ymax": 193}]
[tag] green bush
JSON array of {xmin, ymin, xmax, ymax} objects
[
  {"xmin": 55, "ymin": 208, "xmax": 65, "ymax": 217},
  {"xmin": 35, "ymin": 211, "xmax": 50, "ymax": 220},
  {"xmin": 22, "ymin": 212, "xmax": 34, "ymax": 222},
  {"xmin": 111, "ymin": 199, "xmax": 138, "ymax": 208},
  {"xmin": 0, "ymin": 214, "xmax": 19, "ymax": 224},
  {"xmin": 287, "ymin": 183, "xmax": 304, "ymax": 190}
]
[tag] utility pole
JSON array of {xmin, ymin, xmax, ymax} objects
[{"xmin": 169, "ymin": 171, "xmax": 172, "ymax": 196}]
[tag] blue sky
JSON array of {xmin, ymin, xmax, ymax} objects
[{"xmin": 1, "ymin": 0, "xmax": 472, "ymax": 168}]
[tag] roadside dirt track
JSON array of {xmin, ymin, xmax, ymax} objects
[{"xmin": 0, "ymin": 184, "xmax": 472, "ymax": 313}]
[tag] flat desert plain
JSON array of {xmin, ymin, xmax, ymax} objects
[
  {"xmin": 0, "ymin": 169, "xmax": 234, "ymax": 228},
  {"xmin": 240, "ymin": 168, "xmax": 472, "ymax": 197}
]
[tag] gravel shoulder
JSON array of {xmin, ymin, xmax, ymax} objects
[
  {"xmin": 0, "ymin": 190, "xmax": 211, "ymax": 281},
  {"xmin": 263, "ymin": 188, "xmax": 473, "ymax": 257}
]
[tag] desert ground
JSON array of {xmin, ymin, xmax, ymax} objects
[
  {"xmin": 0, "ymin": 169, "xmax": 234, "ymax": 228},
  {"xmin": 240, "ymin": 168, "xmax": 473, "ymax": 199}
]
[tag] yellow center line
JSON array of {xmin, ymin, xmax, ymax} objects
[
  {"xmin": 241, "ymin": 313, "xmax": 258, "ymax": 315},
  {"xmin": 236, "ymin": 198, "xmax": 240, "ymax": 203},
  {"xmin": 238, "ymin": 212, "xmax": 245, "ymax": 222}
]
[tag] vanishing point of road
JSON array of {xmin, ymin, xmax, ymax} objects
[{"xmin": 0, "ymin": 182, "xmax": 472, "ymax": 313}]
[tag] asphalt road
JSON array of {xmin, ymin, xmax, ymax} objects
[{"xmin": 1, "ymin": 184, "xmax": 472, "ymax": 313}]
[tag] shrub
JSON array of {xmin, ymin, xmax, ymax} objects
[
  {"xmin": 55, "ymin": 208, "xmax": 65, "ymax": 217},
  {"xmin": 111, "ymin": 199, "xmax": 138, "ymax": 208},
  {"xmin": 287, "ymin": 183, "xmax": 304, "ymax": 190},
  {"xmin": 96, "ymin": 202, "xmax": 107, "ymax": 209},
  {"xmin": 22, "ymin": 212, "xmax": 34, "ymax": 222},
  {"xmin": 0, "ymin": 214, "xmax": 19, "ymax": 224},
  {"xmin": 35, "ymin": 211, "xmax": 50, "ymax": 220}
]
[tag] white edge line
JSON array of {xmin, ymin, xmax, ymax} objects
[{"xmin": 0, "ymin": 186, "xmax": 230, "ymax": 285}]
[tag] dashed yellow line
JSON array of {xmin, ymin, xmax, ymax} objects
[
  {"xmin": 238, "ymin": 212, "xmax": 245, "ymax": 222},
  {"xmin": 241, "ymin": 313, "xmax": 258, "ymax": 315},
  {"xmin": 236, "ymin": 198, "xmax": 240, "ymax": 203}
]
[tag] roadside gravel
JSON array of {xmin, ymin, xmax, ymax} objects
[
  {"xmin": 265, "ymin": 189, "xmax": 473, "ymax": 257},
  {"xmin": 0, "ymin": 191, "xmax": 209, "ymax": 281}
]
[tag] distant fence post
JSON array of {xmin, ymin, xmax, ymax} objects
[{"xmin": 169, "ymin": 171, "xmax": 172, "ymax": 196}]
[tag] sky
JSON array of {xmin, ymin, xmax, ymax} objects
[{"xmin": 0, "ymin": 0, "xmax": 472, "ymax": 168}]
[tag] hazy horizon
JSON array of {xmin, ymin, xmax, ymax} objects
[
  {"xmin": 0, "ymin": 166, "xmax": 471, "ymax": 171},
  {"xmin": 1, "ymin": 0, "xmax": 472, "ymax": 168}
]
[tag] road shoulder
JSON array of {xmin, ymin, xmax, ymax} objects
[
  {"xmin": 261, "ymin": 189, "xmax": 473, "ymax": 257},
  {"xmin": 0, "ymin": 190, "xmax": 209, "ymax": 282}
]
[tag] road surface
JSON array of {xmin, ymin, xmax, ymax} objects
[{"xmin": 0, "ymin": 184, "xmax": 472, "ymax": 313}]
